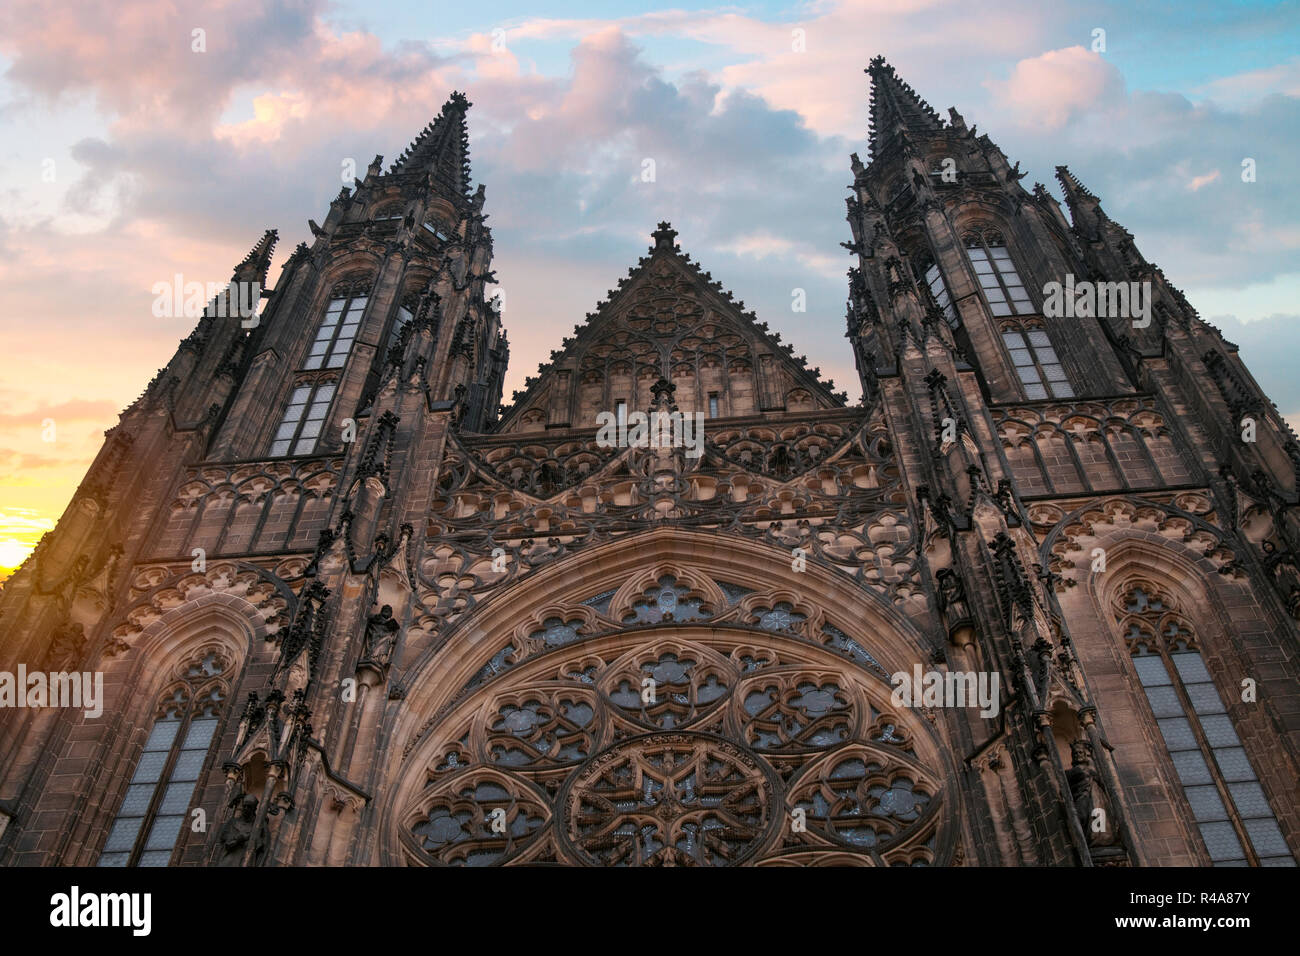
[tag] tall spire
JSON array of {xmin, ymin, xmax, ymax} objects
[
  {"xmin": 1055, "ymin": 165, "xmax": 1099, "ymax": 206},
  {"xmin": 389, "ymin": 90, "xmax": 473, "ymax": 197},
  {"xmin": 866, "ymin": 55, "xmax": 944, "ymax": 158},
  {"xmin": 233, "ymin": 228, "xmax": 278, "ymax": 285},
  {"xmin": 1055, "ymin": 165, "xmax": 1105, "ymax": 234}
]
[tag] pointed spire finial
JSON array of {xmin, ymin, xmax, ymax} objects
[
  {"xmin": 1055, "ymin": 164, "xmax": 1097, "ymax": 200},
  {"xmin": 1055, "ymin": 165, "xmax": 1105, "ymax": 231},
  {"xmin": 233, "ymin": 229, "xmax": 278, "ymax": 284},
  {"xmin": 389, "ymin": 90, "xmax": 473, "ymax": 197},
  {"xmin": 866, "ymin": 56, "xmax": 944, "ymax": 158},
  {"xmin": 651, "ymin": 221, "xmax": 678, "ymax": 251}
]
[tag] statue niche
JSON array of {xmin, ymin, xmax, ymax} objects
[
  {"xmin": 216, "ymin": 793, "xmax": 270, "ymax": 866},
  {"xmin": 1067, "ymin": 739, "xmax": 1117, "ymax": 849},
  {"xmin": 360, "ymin": 604, "xmax": 400, "ymax": 668}
]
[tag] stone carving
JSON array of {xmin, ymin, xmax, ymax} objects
[
  {"xmin": 361, "ymin": 604, "xmax": 400, "ymax": 667},
  {"xmin": 398, "ymin": 629, "xmax": 946, "ymax": 866},
  {"xmin": 1067, "ymin": 740, "xmax": 1117, "ymax": 848},
  {"xmin": 216, "ymin": 794, "xmax": 270, "ymax": 866}
]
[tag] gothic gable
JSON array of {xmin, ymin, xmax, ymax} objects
[{"xmin": 494, "ymin": 223, "xmax": 845, "ymax": 433}]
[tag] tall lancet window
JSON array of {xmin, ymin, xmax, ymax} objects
[
  {"xmin": 1001, "ymin": 319, "xmax": 1073, "ymax": 399},
  {"xmin": 387, "ymin": 296, "xmax": 417, "ymax": 356},
  {"xmin": 267, "ymin": 275, "xmax": 370, "ymax": 457},
  {"xmin": 964, "ymin": 228, "xmax": 1033, "ymax": 317},
  {"xmin": 98, "ymin": 648, "xmax": 231, "ymax": 867},
  {"xmin": 1119, "ymin": 584, "xmax": 1295, "ymax": 866},
  {"xmin": 269, "ymin": 381, "xmax": 336, "ymax": 457},
  {"xmin": 305, "ymin": 281, "xmax": 369, "ymax": 370},
  {"xmin": 918, "ymin": 256, "xmax": 958, "ymax": 327}
]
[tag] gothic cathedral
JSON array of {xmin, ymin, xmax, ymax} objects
[{"xmin": 1, "ymin": 60, "xmax": 1296, "ymax": 868}]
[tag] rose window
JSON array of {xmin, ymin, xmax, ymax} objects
[{"xmin": 397, "ymin": 631, "xmax": 950, "ymax": 866}]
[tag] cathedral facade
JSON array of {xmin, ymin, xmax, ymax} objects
[{"xmin": 1, "ymin": 60, "xmax": 1296, "ymax": 867}]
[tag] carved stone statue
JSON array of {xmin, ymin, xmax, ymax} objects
[
  {"xmin": 362, "ymin": 604, "xmax": 400, "ymax": 667},
  {"xmin": 45, "ymin": 621, "xmax": 86, "ymax": 671},
  {"xmin": 1067, "ymin": 740, "xmax": 1117, "ymax": 847},
  {"xmin": 216, "ymin": 794, "xmax": 269, "ymax": 866},
  {"xmin": 934, "ymin": 568, "xmax": 965, "ymax": 613}
]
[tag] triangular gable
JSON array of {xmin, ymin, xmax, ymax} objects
[{"xmin": 494, "ymin": 223, "xmax": 846, "ymax": 434}]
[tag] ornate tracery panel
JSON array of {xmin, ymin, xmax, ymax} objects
[{"xmin": 397, "ymin": 628, "xmax": 950, "ymax": 867}]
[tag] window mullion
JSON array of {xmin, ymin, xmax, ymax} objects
[
  {"xmin": 1160, "ymin": 647, "xmax": 1260, "ymax": 866},
  {"xmin": 325, "ymin": 305, "xmax": 345, "ymax": 356},
  {"xmin": 126, "ymin": 707, "xmax": 194, "ymax": 868},
  {"xmin": 290, "ymin": 387, "xmax": 315, "ymax": 448},
  {"xmin": 323, "ymin": 298, "xmax": 349, "ymax": 359},
  {"xmin": 986, "ymin": 241, "xmax": 1011, "ymax": 302},
  {"xmin": 1032, "ymin": 353, "xmax": 1053, "ymax": 393}
]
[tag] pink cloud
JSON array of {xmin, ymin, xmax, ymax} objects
[{"xmin": 986, "ymin": 46, "xmax": 1124, "ymax": 129}]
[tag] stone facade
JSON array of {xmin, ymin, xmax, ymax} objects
[{"xmin": 0, "ymin": 63, "xmax": 1296, "ymax": 867}]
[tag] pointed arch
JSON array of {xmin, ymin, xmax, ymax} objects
[
  {"xmin": 60, "ymin": 592, "xmax": 265, "ymax": 865},
  {"xmin": 1066, "ymin": 531, "xmax": 1299, "ymax": 866},
  {"xmin": 375, "ymin": 527, "xmax": 959, "ymax": 866}
]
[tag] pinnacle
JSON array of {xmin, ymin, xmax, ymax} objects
[
  {"xmin": 1054, "ymin": 165, "xmax": 1104, "ymax": 231},
  {"xmin": 866, "ymin": 56, "xmax": 944, "ymax": 157},
  {"xmin": 1055, "ymin": 165, "xmax": 1097, "ymax": 200},
  {"xmin": 651, "ymin": 221, "xmax": 679, "ymax": 250},
  {"xmin": 233, "ymin": 228, "xmax": 278, "ymax": 284},
  {"xmin": 389, "ymin": 90, "xmax": 473, "ymax": 196}
]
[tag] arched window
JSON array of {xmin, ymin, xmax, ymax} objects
[
  {"xmin": 392, "ymin": 562, "xmax": 951, "ymax": 867},
  {"xmin": 1118, "ymin": 584, "xmax": 1294, "ymax": 866},
  {"xmin": 98, "ymin": 648, "xmax": 232, "ymax": 867},
  {"xmin": 1001, "ymin": 319, "xmax": 1072, "ymax": 399},
  {"xmin": 304, "ymin": 278, "xmax": 370, "ymax": 371},
  {"xmin": 269, "ymin": 379, "xmax": 336, "ymax": 457},
  {"xmin": 399, "ymin": 627, "xmax": 945, "ymax": 866},
  {"xmin": 964, "ymin": 228, "xmax": 1033, "ymax": 317}
]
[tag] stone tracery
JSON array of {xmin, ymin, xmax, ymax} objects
[{"xmin": 395, "ymin": 618, "xmax": 949, "ymax": 866}]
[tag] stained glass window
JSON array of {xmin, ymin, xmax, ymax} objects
[
  {"xmin": 923, "ymin": 261, "xmax": 959, "ymax": 327},
  {"xmin": 304, "ymin": 290, "xmax": 367, "ymax": 370},
  {"xmin": 387, "ymin": 302, "xmax": 415, "ymax": 355},
  {"xmin": 98, "ymin": 650, "xmax": 229, "ymax": 867},
  {"xmin": 965, "ymin": 230, "xmax": 1033, "ymax": 317},
  {"xmin": 1121, "ymin": 585, "xmax": 1294, "ymax": 866},
  {"xmin": 269, "ymin": 382, "xmax": 336, "ymax": 457},
  {"xmin": 1002, "ymin": 324, "xmax": 1072, "ymax": 399},
  {"xmin": 621, "ymin": 575, "xmax": 710, "ymax": 625}
]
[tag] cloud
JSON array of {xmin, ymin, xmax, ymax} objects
[
  {"xmin": 0, "ymin": 448, "xmax": 66, "ymax": 470},
  {"xmin": 0, "ymin": 0, "xmax": 1298, "ymax": 556},
  {"xmin": 1198, "ymin": 56, "xmax": 1300, "ymax": 105},
  {"xmin": 0, "ymin": 399, "xmax": 119, "ymax": 427},
  {"xmin": 0, "ymin": 0, "xmax": 325, "ymax": 130},
  {"xmin": 986, "ymin": 46, "xmax": 1124, "ymax": 129},
  {"xmin": 0, "ymin": 508, "xmax": 55, "ymax": 577}
]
